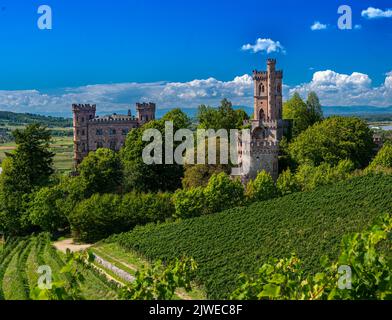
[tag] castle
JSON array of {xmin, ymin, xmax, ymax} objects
[
  {"xmin": 73, "ymin": 59, "xmax": 287, "ymax": 181},
  {"xmin": 73, "ymin": 102, "xmax": 156, "ymax": 165},
  {"xmin": 237, "ymin": 59, "xmax": 289, "ymax": 181}
]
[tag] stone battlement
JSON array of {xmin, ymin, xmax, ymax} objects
[{"xmin": 72, "ymin": 104, "xmax": 97, "ymax": 111}]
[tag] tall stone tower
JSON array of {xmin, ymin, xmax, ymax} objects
[
  {"xmin": 72, "ymin": 104, "xmax": 96, "ymax": 165},
  {"xmin": 238, "ymin": 59, "xmax": 285, "ymax": 181}
]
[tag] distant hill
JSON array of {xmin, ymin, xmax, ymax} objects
[
  {"xmin": 114, "ymin": 174, "xmax": 392, "ymax": 299},
  {"xmin": 0, "ymin": 111, "xmax": 72, "ymax": 128}
]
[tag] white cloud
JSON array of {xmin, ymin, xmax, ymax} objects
[
  {"xmin": 290, "ymin": 70, "xmax": 392, "ymax": 106},
  {"xmin": 0, "ymin": 76, "xmax": 254, "ymax": 116},
  {"xmin": 310, "ymin": 22, "xmax": 327, "ymax": 31},
  {"xmin": 1, "ymin": 70, "xmax": 392, "ymax": 117},
  {"xmin": 362, "ymin": 7, "xmax": 392, "ymax": 19},
  {"xmin": 241, "ymin": 38, "xmax": 285, "ymax": 54},
  {"xmin": 354, "ymin": 24, "xmax": 362, "ymax": 30}
]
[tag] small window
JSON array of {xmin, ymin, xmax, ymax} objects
[
  {"xmin": 96, "ymin": 129, "xmax": 103, "ymax": 136},
  {"xmin": 109, "ymin": 129, "xmax": 116, "ymax": 135},
  {"xmin": 97, "ymin": 142, "xmax": 104, "ymax": 149},
  {"xmin": 82, "ymin": 130, "xmax": 85, "ymax": 136},
  {"xmin": 81, "ymin": 117, "xmax": 85, "ymax": 123},
  {"xmin": 122, "ymin": 129, "xmax": 129, "ymax": 136},
  {"xmin": 109, "ymin": 141, "xmax": 116, "ymax": 150}
]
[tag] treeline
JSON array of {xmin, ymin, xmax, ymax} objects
[{"xmin": 0, "ymin": 111, "xmax": 72, "ymax": 128}]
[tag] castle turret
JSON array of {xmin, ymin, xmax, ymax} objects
[
  {"xmin": 72, "ymin": 104, "xmax": 96, "ymax": 166},
  {"xmin": 136, "ymin": 102, "xmax": 156, "ymax": 125}
]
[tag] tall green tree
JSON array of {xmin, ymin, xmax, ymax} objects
[
  {"xmin": 306, "ymin": 91, "xmax": 323, "ymax": 124},
  {"xmin": 283, "ymin": 92, "xmax": 323, "ymax": 138},
  {"xmin": 0, "ymin": 124, "xmax": 54, "ymax": 235}
]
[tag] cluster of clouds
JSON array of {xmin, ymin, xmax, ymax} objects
[
  {"xmin": 1, "ymin": 6, "xmax": 391, "ymax": 116},
  {"xmin": 310, "ymin": 6, "xmax": 392, "ymax": 31},
  {"xmin": 290, "ymin": 70, "xmax": 392, "ymax": 106},
  {"xmin": 0, "ymin": 75, "xmax": 255, "ymax": 116},
  {"xmin": 361, "ymin": 7, "xmax": 392, "ymax": 19},
  {"xmin": 1, "ymin": 70, "xmax": 391, "ymax": 116}
]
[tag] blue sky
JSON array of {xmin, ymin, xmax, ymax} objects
[{"xmin": 0, "ymin": 0, "xmax": 391, "ymax": 115}]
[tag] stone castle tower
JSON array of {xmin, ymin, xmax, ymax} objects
[
  {"xmin": 238, "ymin": 59, "xmax": 286, "ymax": 181},
  {"xmin": 73, "ymin": 102, "xmax": 156, "ymax": 166}
]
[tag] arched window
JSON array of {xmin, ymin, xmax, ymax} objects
[
  {"xmin": 259, "ymin": 109, "xmax": 266, "ymax": 121},
  {"xmin": 277, "ymin": 83, "xmax": 281, "ymax": 94},
  {"xmin": 259, "ymin": 84, "xmax": 265, "ymax": 95}
]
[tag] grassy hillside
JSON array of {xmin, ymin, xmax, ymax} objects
[
  {"xmin": 113, "ymin": 174, "xmax": 392, "ymax": 299},
  {"xmin": 0, "ymin": 234, "xmax": 120, "ymax": 300}
]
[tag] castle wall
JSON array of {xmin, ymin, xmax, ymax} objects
[
  {"xmin": 73, "ymin": 103, "xmax": 156, "ymax": 167},
  {"xmin": 87, "ymin": 120, "xmax": 139, "ymax": 153}
]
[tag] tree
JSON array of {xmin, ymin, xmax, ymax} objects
[
  {"xmin": 367, "ymin": 144, "xmax": 392, "ymax": 172},
  {"xmin": 246, "ymin": 171, "xmax": 277, "ymax": 202},
  {"xmin": 203, "ymin": 173, "xmax": 245, "ymax": 214},
  {"xmin": 283, "ymin": 92, "xmax": 311, "ymax": 137},
  {"xmin": 197, "ymin": 99, "xmax": 249, "ymax": 131},
  {"xmin": 162, "ymin": 108, "xmax": 191, "ymax": 130},
  {"xmin": 288, "ymin": 116, "xmax": 375, "ymax": 168},
  {"xmin": 29, "ymin": 186, "xmax": 69, "ymax": 233},
  {"xmin": 182, "ymin": 164, "xmax": 230, "ymax": 189},
  {"xmin": 121, "ymin": 119, "xmax": 183, "ymax": 193},
  {"xmin": 0, "ymin": 124, "xmax": 54, "ymax": 235},
  {"xmin": 78, "ymin": 148, "xmax": 123, "ymax": 194},
  {"xmin": 306, "ymin": 91, "xmax": 323, "ymax": 124},
  {"xmin": 283, "ymin": 92, "xmax": 324, "ymax": 138}
]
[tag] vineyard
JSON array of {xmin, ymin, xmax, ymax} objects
[
  {"xmin": 113, "ymin": 173, "xmax": 392, "ymax": 299},
  {"xmin": 0, "ymin": 234, "xmax": 120, "ymax": 300}
]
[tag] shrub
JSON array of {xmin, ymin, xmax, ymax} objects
[
  {"xmin": 367, "ymin": 144, "xmax": 392, "ymax": 172},
  {"xmin": 276, "ymin": 169, "xmax": 300, "ymax": 196},
  {"xmin": 70, "ymin": 192, "xmax": 174, "ymax": 243},
  {"xmin": 246, "ymin": 171, "xmax": 277, "ymax": 202}
]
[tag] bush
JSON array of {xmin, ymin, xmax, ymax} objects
[
  {"xmin": 70, "ymin": 192, "xmax": 174, "ymax": 243},
  {"xmin": 276, "ymin": 169, "xmax": 300, "ymax": 196},
  {"xmin": 174, "ymin": 173, "xmax": 245, "ymax": 219},
  {"xmin": 367, "ymin": 144, "xmax": 392, "ymax": 172},
  {"xmin": 295, "ymin": 160, "xmax": 355, "ymax": 192},
  {"xmin": 246, "ymin": 171, "xmax": 277, "ymax": 202}
]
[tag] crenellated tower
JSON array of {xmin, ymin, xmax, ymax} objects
[
  {"xmin": 72, "ymin": 104, "xmax": 96, "ymax": 165},
  {"xmin": 238, "ymin": 59, "xmax": 286, "ymax": 182},
  {"xmin": 136, "ymin": 102, "xmax": 156, "ymax": 125}
]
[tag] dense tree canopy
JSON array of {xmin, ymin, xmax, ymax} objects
[{"xmin": 288, "ymin": 116, "xmax": 375, "ymax": 168}]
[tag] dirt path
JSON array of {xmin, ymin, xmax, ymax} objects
[{"xmin": 53, "ymin": 238, "xmax": 92, "ymax": 253}]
